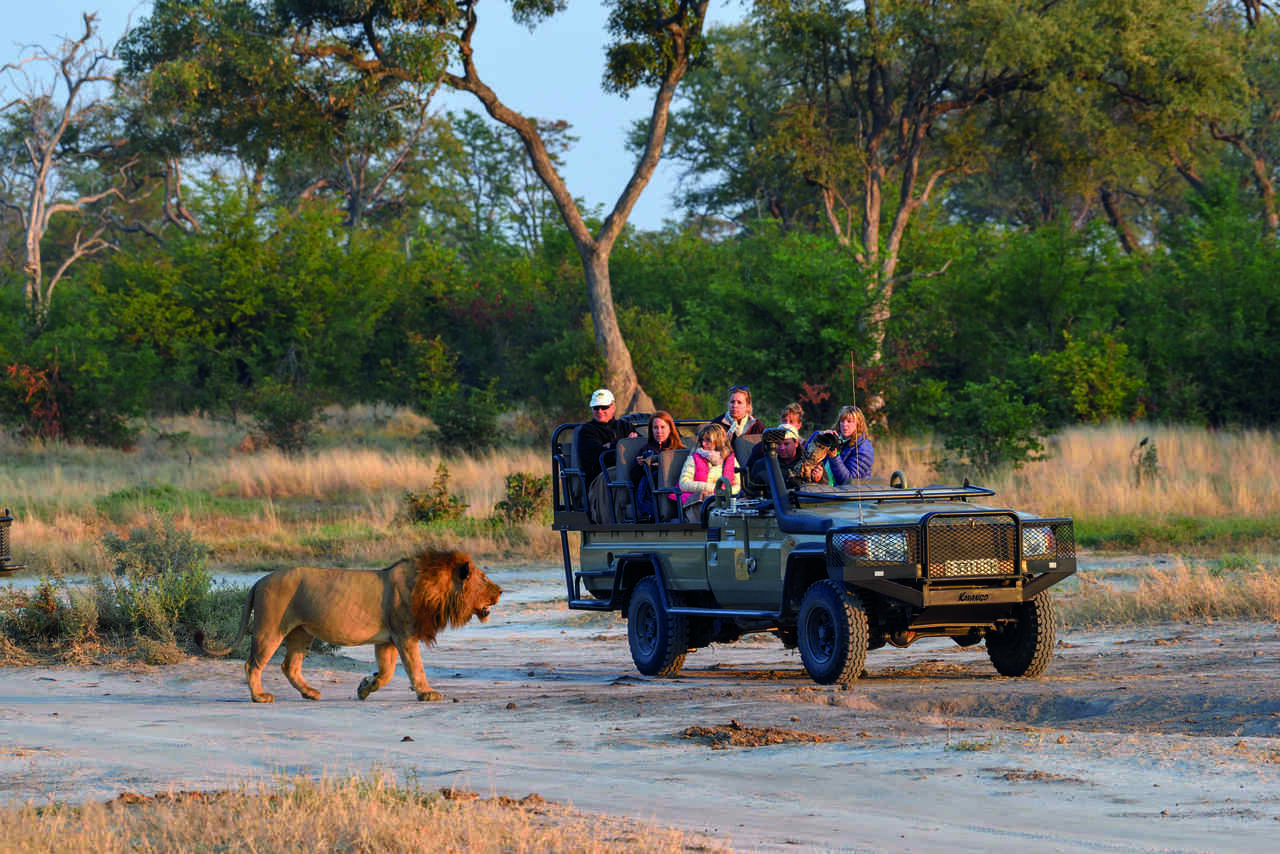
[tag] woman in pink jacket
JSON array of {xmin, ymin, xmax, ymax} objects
[{"xmin": 678, "ymin": 423, "xmax": 739, "ymax": 523}]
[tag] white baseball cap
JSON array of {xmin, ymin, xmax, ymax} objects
[
  {"xmin": 777, "ymin": 424, "xmax": 801, "ymax": 442},
  {"xmin": 589, "ymin": 389, "xmax": 615, "ymax": 408}
]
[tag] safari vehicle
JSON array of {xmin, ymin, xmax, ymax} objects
[{"xmin": 552, "ymin": 423, "xmax": 1076, "ymax": 684}]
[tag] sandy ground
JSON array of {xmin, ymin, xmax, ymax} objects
[{"xmin": 2, "ymin": 561, "xmax": 1279, "ymax": 853}]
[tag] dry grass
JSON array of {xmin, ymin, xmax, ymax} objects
[
  {"xmin": 0, "ymin": 775, "xmax": 727, "ymax": 853},
  {"xmin": 1058, "ymin": 559, "xmax": 1280, "ymax": 626},
  {"xmin": 875, "ymin": 424, "xmax": 1280, "ymax": 540},
  {"xmin": 2, "ymin": 409, "xmax": 559, "ymax": 572},
  {"xmin": 2, "ymin": 416, "xmax": 1276, "ymax": 576}
]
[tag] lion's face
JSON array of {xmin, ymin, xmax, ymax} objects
[{"xmin": 459, "ymin": 559, "xmax": 502, "ymax": 623}]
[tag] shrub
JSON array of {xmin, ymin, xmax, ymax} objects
[
  {"xmin": 404, "ymin": 463, "xmax": 469, "ymax": 523},
  {"xmin": 98, "ymin": 521, "xmax": 212, "ymax": 640},
  {"xmin": 934, "ymin": 379, "xmax": 1046, "ymax": 478},
  {"xmin": 1, "ymin": 361, "xmax": 139, "ymax": 448},
  {"xmin": 425, "ymin": 385, "xmax": 501, "ymax": 453},
  {"xmin": 0, "ymin": 579, "xmax": 99, "ymax": 648},
  {"xmin": 248, "ymin": 379, "xmax": 328, "ymax": 455},
  {"xmin": 493, "ymin": 472, "xmax": 551, "ymax": 523},
  {"xmin": 1030, "ymin": 330, "xmax": 1145, "ymax": 424}
]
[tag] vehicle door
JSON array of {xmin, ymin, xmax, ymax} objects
[{"xmin": 705, "ymin": 509, "xmax": 786, "ymax": 609}]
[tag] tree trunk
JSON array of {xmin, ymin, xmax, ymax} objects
[
  {"xmin": 1100, "ymin": 185, "xmax": 1142, "ymax": 255},
  {"xmin": 585, "ymin": 250, "xmax": 653, "ymax": 412},
  {"xmin": 442, "ymin": 4, "xmax": 707, "ymax": 413}
]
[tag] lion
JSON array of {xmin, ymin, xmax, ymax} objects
[{"xmin": 198, "ymin": 550, "xmax": 501, "ymax": 703}]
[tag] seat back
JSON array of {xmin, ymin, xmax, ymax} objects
[
  {"xmin": 732, "ymin": 434, "xmax": 762, "ymax": 469},
  {"xmin": 652, "ymin": 448, "xmax": 691, "ymax": 522},
  {"xmin": 605, "ymin": 436, "xmax": 651, "ymax": 522},
  {"xmin": 560, "ymin": 423, "xmax": 588, "ymax": 512},
  {"xmin": 613, "ymin": 437, "xmax": 649, "ymax": 485}
]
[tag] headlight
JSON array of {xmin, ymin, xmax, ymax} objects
[
  {"xmin": 840, "ymin": 532, "xmax": 909, "ymax": 563},
  {"xmin": 1021, "ymin": 525, "xmax": 1054, "ymax": 558}
]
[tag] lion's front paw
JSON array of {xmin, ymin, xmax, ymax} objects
[
  {"xmin": 416, "ymin": 689, "xmax": 443, "ymax": 702},
  {"xmin": 252, "ymin": 692, "xmax": 275, "ymax": 703},
  {"xmin": 357, "ymin": 676, "xmax": 375, "ymax": 701}
]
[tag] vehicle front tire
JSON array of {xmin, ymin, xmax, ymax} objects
[
  {"xmin": 986, "ymin": 592, "xmax": 1057, "ymax": 677},
  {"xmin": 797, "ymin": 580, "xmax": 869, "ymax": 685},
  {"xmin": 627, "ymin": 576, "xmax": 689, "ymax": 677}
]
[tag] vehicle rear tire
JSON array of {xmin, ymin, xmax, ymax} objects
[
  {"xmin": 986, "ymin": 592, "xmax": 1056, "ymax": 677},
  {"xmin": 627, "ymin": 576, "xmax": 689, "ymax": 677},
  {"xmin": 797, "ymin": 580, "xmax": 869, "ymax": 685}
]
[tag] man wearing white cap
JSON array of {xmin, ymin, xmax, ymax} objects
[{"xmin": 578, "ymin": 388, "xmax": 638, "ymax": 491}]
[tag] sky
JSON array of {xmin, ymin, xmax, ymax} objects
[{"xmin": 6, "ymin": 1, "xmax": 739, "ymax": 231}]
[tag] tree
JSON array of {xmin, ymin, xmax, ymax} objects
[
  {"xmin": 123, "ymin": 0, "xmax": 713, "ymax": 412},
  {"xmin": 667, "ymin": 1, "xmax": 1057, "ymax": 414},
  {"xmin": 0, "ymin": 13, "xmax": 151, "ymax": 321}
]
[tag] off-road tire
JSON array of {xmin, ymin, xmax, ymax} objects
[
  {"xmin": 627, "ymin": 576, "xmax": 689, "ymax": 677},
  {"xmin": 797, "ymin": 580, "xmax": 869, "ymax": 685},
  {"xmin": 986, "ymin": 592, "xmax": 1057, "ymax": 677}
]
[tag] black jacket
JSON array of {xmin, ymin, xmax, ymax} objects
[{"xmin": 578, "ymin": 418, "xmax": 632, "ymax": 487}]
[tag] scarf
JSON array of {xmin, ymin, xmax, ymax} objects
[
  {"xmin": 695, "ymin": 447, "xmax": 723, "ymax": 466},
  {"xmin": 723, "ymin": 414, "xmax": 756, "ymax": 438}
]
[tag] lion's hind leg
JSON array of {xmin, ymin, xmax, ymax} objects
[
  {"xmin": 358, "ymin": 642, "xmax": 398, "ymax": 700},
  {"xmin": 281, "ymin": 626, "xmax": 321, "ymax": 700},
  {"xmin": 246, "ymin": 630, "xmax": 284, "ymax": 704}
]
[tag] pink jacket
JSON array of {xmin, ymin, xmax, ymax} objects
[{"xmin": 679, "ymin": 450, "xmax": 738, "ymax": 506}]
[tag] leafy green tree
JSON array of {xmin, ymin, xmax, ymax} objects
[
  {"xmin": 1126, "ymin": 176, "xmax": 1280, "ymax": 424},
  {"xmin": 90, "ymin": 181, "xmax": 405, "ymax": 413},
  {"xmin": 122, "ymin": 0, "xmax": 715, "ymax": 413}
]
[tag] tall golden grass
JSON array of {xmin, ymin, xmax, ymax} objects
[
  {"xmin": 0, "ymin": 775, "xmax": 726, "ymax": 853},
  {"xmin": 874, "ymin": 424, "xmax": 1280, "ymax": 521},
  {"xmin": 1058, "ymin": 559, "xmax": 1280, "ymax": 626},
  {"xmin": 2, "ymin": 414, "xmax": 1275, "ymax": 575}
]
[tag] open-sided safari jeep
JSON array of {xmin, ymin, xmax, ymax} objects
[{"xmin": 552, "ymin": 422, "xmax": 1076, "ymax": 684}]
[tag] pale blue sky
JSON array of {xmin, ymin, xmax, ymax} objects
[{"xmin": 7, "ymin": 1, "xmax": 739, "ymax": 230}]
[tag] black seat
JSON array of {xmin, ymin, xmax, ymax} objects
[
  {"xmin": 558, "ymin": 424, "xmax": 589, "ymax": 514},
  {"xmin": 605, "ymin": 436, "xmax": 649, "ymax": 523},
  {"xmin": 647, "ymin": 448, "xmax": 691, "ymax": 523}
]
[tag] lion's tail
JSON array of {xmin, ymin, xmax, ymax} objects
[{"xmin": 194, "ymin": 577, "xmax": 260, "ymax": 657}]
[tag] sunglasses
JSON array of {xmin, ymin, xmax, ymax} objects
[
  {"xmin": 728, "ymin": 385, "xmax": 749, "ymax": 393},
  {"xmin": 592, "ymin": 404, "xmax": 612, "ymax": 411}
]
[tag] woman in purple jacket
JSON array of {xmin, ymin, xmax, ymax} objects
[{"xmin": 805, "ymin": 405, "xmax": 874, "ymax": 484}]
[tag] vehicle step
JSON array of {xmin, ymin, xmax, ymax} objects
[
  {"xmin": 575, "ymin": 569, "xmax": 615, "ymax": 579},
  {"xmin": 568, "ymin": 598, "xmax": 614, "ymax": 611}
]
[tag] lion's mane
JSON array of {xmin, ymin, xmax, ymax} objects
[{"xmin": 410, "ymin": 549, "xmax": 483, "ymax": 643}]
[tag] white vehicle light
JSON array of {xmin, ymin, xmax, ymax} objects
[
  {"xmin": 1022, "ymin": 525, "xmax": 1055, "ymax": 558},
  {"xmin": 841, "ymin": 532, "xmax": 909, "ymax": 562}
]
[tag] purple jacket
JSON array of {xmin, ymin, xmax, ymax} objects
[{"xmin": 830, "ymin": 436, "xmax": 874, "ymax": 482}]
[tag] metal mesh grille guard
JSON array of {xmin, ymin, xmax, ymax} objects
[{"xmin": 925, "ymin": 514, "xmax": 1018, "ymax": 577}]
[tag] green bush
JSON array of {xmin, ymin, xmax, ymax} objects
[
  {"xmin": 403, "ymin": 463, "xmax": 469, "ymax": 523},
  {"xmin": 934, "ymin": 379, "xmax": 1046, "ymax": 478},
  {"xmin": 425, "ymin": 385, "xmax": 501, "ymax": 453},
  {"xmin": 493, "ymin": 472, "xmax": 551, "ymax": 523},
  {"xmin": 248, "ymin": 379, "xmax": 327, "ymax": 454},
  {"xmin": 1030, "ymin": 330, "xmax": 1144, "ymax": 424},
  {"xmin": 98, "ymin": 520, "xmax": 212, "ymax": 640}
]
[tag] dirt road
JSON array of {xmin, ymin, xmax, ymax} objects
[{"xmin": 2, "ymin": 562, "xmax": 1278, "ymax": 852}]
